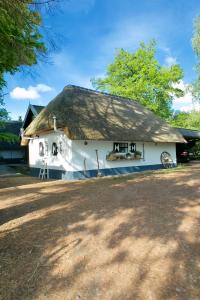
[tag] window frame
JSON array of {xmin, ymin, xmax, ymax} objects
[
  {"xmin": 113, "ymin": 142, "xmax": 129, "ymax": 153},
  {"xmin": 130, "ymin": 143, "xmax": 136, "ymax": 153},
  {"xmin": 39, "ymin": 142, "xmax": 44, "ymax": 157},
  {"xmin": 59, "ymin": 141, "xmax": 63, "ymax": 154},
  {"xmin": 52, "ymin": 142, "xmax": 58, "ymax": 156},
  {"xmin": 44, "ymin": 141, "xmax": 48, "ymax": 156}
]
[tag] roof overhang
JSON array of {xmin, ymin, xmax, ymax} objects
[{"xmin": 176, "ymin": 128, "xmax": 200, "ymax": 141}]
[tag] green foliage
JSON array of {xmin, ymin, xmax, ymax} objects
[
  {"xmin": 191, "ymin": 141, "xmax": 200, "ymax": 159},
  {"xmin": 170, "ymin": 110, "xmax": 200, "ymax": 160},
  {"xmin": 0, "ymin": 0, "xmax": 47, "ymax": 141},
  {"xmin": 0, "ymin": 97, "xmax": 18, "ymax": 142},
  {"xmin": 170, "ymin": 111, "xmax": 200, "ymax": 130},
  {"xmin": 0, "ymin": 0, "xmax": 46, "ymax": 91},
  {"xmin": 0, "ymin": 98, "xmax": 8, "ymax": 127},
  {"xmin": 0, "ymin": 132, "xmax": 19, "ymax": 143},
  {"xmin": 192, "ymin": 16, "xmax": 200, "ymax": 100},
  {"xmin": 92, "ymin": 41, "xmax": 184, "ymax": 119}
]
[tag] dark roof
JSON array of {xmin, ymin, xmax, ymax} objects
[
  {"xmin": 31, "ymin": 104, "xmax": 44, "ymax": 115},
  {"xmin": 22, "ymin": 104, "xmax": 45, "ymax": 130},
  {"xmin": 176, "ymin": 127, "xmax": 200, "ymax": 140},
  {"xmin": 24, "ymin": 85, "xmax": 185, "ymax": 143},
  {"xmin": 0, "ymin": 121, "xmax": 22, "ymax": 150}
]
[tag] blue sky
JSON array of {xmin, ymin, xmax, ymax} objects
[{"xmin": 5, "ymin": 0, "xmax": 200, "ymax": 119}]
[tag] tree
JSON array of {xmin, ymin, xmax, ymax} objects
[
  {"xmin": 92, "ymin": 41, "xmax": 184, "ymax": 119},
  {"xmin": 0, "ymin": 0, "xmax": 56, "ymax": 141},
  {"xmin": 0, "ymin": 97, "xmax": 18, "ymax": 142},
  {"xmin": 0, "ymin": 0, "xmax": 47, "ymax": 92},
  {"xmin": 170, "ymin": 110, "xmax": 200, "ymax": 159},
  {"xmin": 192, "ymin": 16, "xmax": 200, "ymax": 100},
  {"xmin": 170, "ymin": 110, "xmax": 200, "ymax": 130}
]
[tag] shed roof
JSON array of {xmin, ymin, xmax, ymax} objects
[
  {"xmin": 176, "ymin": 127, "xmax": 200, "ymax": 140},
  {"xmin": 31, "ymin": 104, "xmax": 44, "ymax": 115},
  {"xmin": 22, "ymin": 104, "xmax": 45, "ymax": 130},
  {"xmin": 24, "ymin": 85, "xmax": 185, "ymax": 143},
  {"xmin": 0, "ymin": 121, "xmax": 21, "ymax": 150}
]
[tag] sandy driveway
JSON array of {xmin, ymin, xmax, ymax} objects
[
  {"xmin": 0, "ymin": 164, "xmax": 20, "ymax": 177},
  {"xmin": 0, "ymin": 164, "xmax": 200, "ymax": 300}
]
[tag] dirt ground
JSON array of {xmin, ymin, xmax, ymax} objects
[{"xmin": 1, "ymin": 164, "xmax": 200, "ymax": 300}]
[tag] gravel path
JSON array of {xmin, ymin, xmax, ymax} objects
[
  {"xmin": 0, "ymin": 164, "xmax": 200, "ymax": 300},
  {"xmin": 0, "ymin": 164, "xmax": 20, "ymax": 177}
]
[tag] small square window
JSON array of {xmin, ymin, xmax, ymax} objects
[
  {"xmin": 113, "ymin": 143, "xmax": 128, "ymax": 153},
  {"xmin": 130, "ymin": 143, "xmax": 136, "ymax": 153}
]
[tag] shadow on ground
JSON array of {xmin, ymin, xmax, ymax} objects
[{"xmin": 0, "ymin": 165, "xmax": 200, "ymax": 299}]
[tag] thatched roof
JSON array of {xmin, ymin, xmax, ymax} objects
[{"xmin": 24, "ymin": 85, "xmax": 185, "ymax": 143}]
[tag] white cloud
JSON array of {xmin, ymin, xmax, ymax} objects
[
  {"xmin": 10, "ymin": 84, "xmax": 53, "ymax": 100},
  {"xmin": 165, "ymin": 55, "xmax": 177, "ymax": 66},
  {"xmin": 172, "ymin": 80, "xmax": 199, "ymax": 112},
  {"xmin": 161, "ymin": 46, "xmax": 177, "ymax": 66},
  {"xmin": 180, "ymin": 103, "xmax": 200, "ymax": 112}
]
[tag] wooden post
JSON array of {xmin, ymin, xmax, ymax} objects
[
  {"xmin": 142, "ymin": 143, "xmax": 145, "ymax": 161},
  {"xmin": 95, "ymin": 149, "xmax": 100, "ymax": 176}
]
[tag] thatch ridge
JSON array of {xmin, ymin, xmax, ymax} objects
[{"xmin": 24, "ymin": 85, "xmax": 185, "ymax": 143}]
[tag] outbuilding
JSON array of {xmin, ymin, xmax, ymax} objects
[
  {"xmin": 0, "ymin": 121, "xmax": 25, "ymax": 163},
  {"xmin": 22, "ymin": 85, "xmax": 185, "ymax": 180}
]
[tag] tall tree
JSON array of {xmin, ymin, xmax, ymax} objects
[{"xmin": 92, "ymin": 41, "xmax": 184, "ymax": 119}]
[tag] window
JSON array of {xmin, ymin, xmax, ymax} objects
[
  {"xmin": 130, "ymin": 143, "xmax": 136, "ymax": 153},
  {"xmin": 59, "ymin": 142, "xmax": 63, "ymax": 154},
  {"xmin": 113, "ymin": 142, "xmax": 128, "ymax": 153},
  {"xmin": 52, "ymin": 142, "xmax": 58, "ymax": 156},
  {"xmin": 39, "ymin": 142, "xmax": 44, "ymax": 156},
  {"xmin": 44, "ymin": 142, "xmax": 48, "ymax": 156}
]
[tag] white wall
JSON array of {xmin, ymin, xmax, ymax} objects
[
  {"xmin": 29, "ymin": 131, "xmax": 73, "ymax": 171},
  {"xmin": 71, "ymin": 140, "xmax": 176, "ymax": 172},
  {"xmin": 29, "ymin": 131, "xmax": 177, "ymax": 172}
]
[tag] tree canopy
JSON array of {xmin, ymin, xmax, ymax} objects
[
  {"xmin": 192, "ymin": 16, "xmax": 200, "ymax": 100},
  {"xmin": 0, "ymin": 0, "xmax": 46, "ymax": 91},
  {"xmin": 170, "ymin": 110, "xmax": 200, "ymax": 130},
  {"xmin": 92, "ymin": 41, "xmax": 184, "ymax": 119},
  {"xmin": 0, "ymin": 98, "xmax": 8, "ymax": 127},
  {"xmin": 0, "ymin": 0, "xmax": 50, "ymax": 141}
]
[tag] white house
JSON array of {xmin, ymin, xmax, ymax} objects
[{"xmin": 21, "ymin": 85, "xmax": 185, "ymax": 180}]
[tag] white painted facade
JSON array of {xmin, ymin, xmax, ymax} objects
[{"xmin": 28, "ymin": 130, "xmax": 177, "ymax": 179}]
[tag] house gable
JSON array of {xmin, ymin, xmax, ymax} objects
[{"xmin": 22, "ymin": 104, "xmax": 44, "ymax": 130}]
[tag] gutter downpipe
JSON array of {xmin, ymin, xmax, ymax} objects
[
  {"xmin": 95, "ymin": 149, "xmax": 102, "ymax": 177},
  {"xmin": 53, "ymin": 116, "xmax": 57, "ymax": 131}
]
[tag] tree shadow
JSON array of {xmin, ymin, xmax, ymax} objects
[
  {"xmin": 0, "ymin": 175, "xmax": 43, "ymax": 189},
  {"xmin": 1, "ymin": 167, "xmax": 200, "ymax": 299}
]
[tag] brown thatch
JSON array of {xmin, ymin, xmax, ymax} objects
[{"xmin": 24, "ymin": 85, "xmax": 185, "ymax": 143}]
